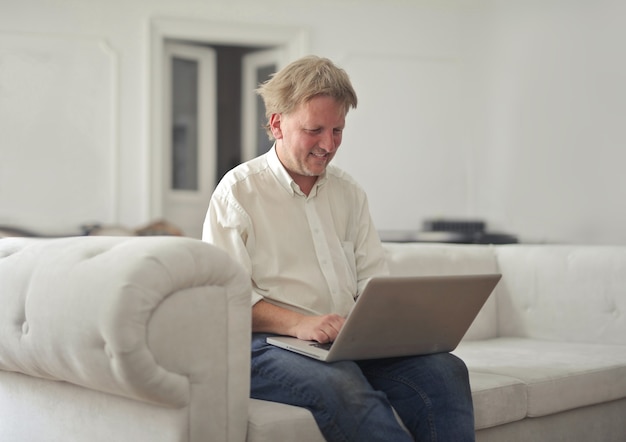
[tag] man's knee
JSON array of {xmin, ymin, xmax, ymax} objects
[
  {"xmin": 438, "ymin": 353, "xmax": 471, "ymax": 382},
  {"xmin": 304, "ymin": 360, "xmax": 371, "ymax": 396}
]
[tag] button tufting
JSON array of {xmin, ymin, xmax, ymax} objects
[
  {"xmin": 22, "ymin": 321, "xmax": 29, "ymax": 335},
  {"xmin": 104, "ymin": 343, "xmax": 114, "ymax": 359}
]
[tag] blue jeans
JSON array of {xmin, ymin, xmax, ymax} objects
[{"xmin": 251, "ymin": 333, "xmax": 475, "ymax": 442}]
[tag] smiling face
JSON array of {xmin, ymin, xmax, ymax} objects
[{"xmin": 271, "ymin": 95, "xmax": 346, "ymax": 195}]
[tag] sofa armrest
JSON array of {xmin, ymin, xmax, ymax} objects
[{"xmin": 0, "ymin": 236, "xmax": 251, "ymax": 441}]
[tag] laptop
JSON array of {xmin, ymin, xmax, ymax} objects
[{"xmin": 266, "ymin": 274, "xmax": 501, "ymax": 362}]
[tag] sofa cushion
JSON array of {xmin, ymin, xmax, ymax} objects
[
  {"xmin": 383, "ymin": 243, "xmax": 500, "ymax": 340},
  {"xmin": 454, "ymin": 337, "xmax": 626, "ymax": 417},
  {"xmin": 467, "ymin": 372, "xmax": 527, "ymax": 430},
  {"xmin": 495, "ymin": 245, "xmax": 626, "ymax": 344},
  {"xmin": 248, "ymin": 398, "xmax": 324, "ymax": 442}
]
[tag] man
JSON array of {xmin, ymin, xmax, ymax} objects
[{"xmin": 203, "ymin": 55, "xmax": 475, "ymax": 441}]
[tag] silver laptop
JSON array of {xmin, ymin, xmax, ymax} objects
[{"xmin": 267, "ymin": 274, "xmax": 501, "ymax": 362}]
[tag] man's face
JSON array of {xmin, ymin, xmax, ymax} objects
[{"xmin": 271, "ymin": 95, "xmax": 346, "ymax": 184}]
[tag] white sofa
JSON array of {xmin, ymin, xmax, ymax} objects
[{"xmin": 1, "ymin": 236, "xmax": 625, "ymax": 441}]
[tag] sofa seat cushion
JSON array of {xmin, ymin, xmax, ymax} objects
[
  {"xmin": 248, "ymin": 398, "xmax": 324, "ymax": 442},
  {"xmin": 467, "ymin": 371, "xmax": 527, "ymax": 430},
  {"xmin": 454, "ymin": 338, "xmax": 626, "ymax": 417}
]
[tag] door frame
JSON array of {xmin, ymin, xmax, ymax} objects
[
  {"xmin": 149, "ymin": 18, "xmax": 308, "ymax": 219},
  {"xmin": 162, "ymin": 42, "xmax": 216, "ymax": 239},
  {"xmin": 241, "ymin": 48, "xmax": 285, "ymax": 162}
]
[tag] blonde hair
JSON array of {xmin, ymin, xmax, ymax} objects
[{"xmin": 256, "ymin": 55, "xmax": 358, "ymax": 139}]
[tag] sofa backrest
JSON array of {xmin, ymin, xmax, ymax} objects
[
  {"xmin": 383, "ymin": 243, "xmax": 500, "ymax": 340},
  {"xmin": 494, "ymin": 245, "xmax": 626, "ymax": 345}
]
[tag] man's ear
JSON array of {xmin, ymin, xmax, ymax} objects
[{"xmin": 269, "ymin": 113, "xmax": 283, "ymax": 139}]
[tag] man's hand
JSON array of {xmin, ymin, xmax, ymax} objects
[
  {"xmin": 252, "ymin": 300, "xmax": 345, "ymax": 343},
  {"xmin": 291, "ymin": 313, "xmax": 345, "ymax": 343}
]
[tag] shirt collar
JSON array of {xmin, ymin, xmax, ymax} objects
[{"xmin": 267, "ymin": 144, "xmax": 328, "ymax": 196}]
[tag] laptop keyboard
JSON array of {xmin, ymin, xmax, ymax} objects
[{"xmin": 311, "ymin": 342, "xmax": 333, "ymax": 351}]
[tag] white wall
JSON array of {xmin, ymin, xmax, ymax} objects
[
  {"xmin": 1, "ymin": 0, "xmax": 625, "ymax": 244},
  {"xmin": 470, "ymin": 0, "xmax": 626, "ymax": 244}
]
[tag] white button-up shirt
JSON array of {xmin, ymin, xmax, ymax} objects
[{"xmin": 203, "ymin": 146, "xmax": 388, "ymax": 317}]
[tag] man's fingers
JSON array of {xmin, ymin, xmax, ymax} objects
[
  {"xmin": 316, "ymin": 315, "xmax": 345, "ymax": 342},
  {"xmin": 295, "ymin": 313, "xmax": 346, "ymax": 342}
]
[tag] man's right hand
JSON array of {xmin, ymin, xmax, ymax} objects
[
  {"xmin": 252, "ymin": 300, "xmax": 345, "ymax": 343},
  {"xmin": 290, "ymin": 313, "xmax": 345, "ymax": 343}
]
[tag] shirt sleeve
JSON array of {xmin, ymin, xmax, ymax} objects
[{"xmin": 202, "ymin": 189, "xmax": 264, "ymax": 306}]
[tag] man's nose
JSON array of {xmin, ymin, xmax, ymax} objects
[{"xmin": 319, "ymin": 131, "xmax": 337, "ymax": 152}]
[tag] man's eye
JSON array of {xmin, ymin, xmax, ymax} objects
[
  {"xmin": 306, "ymin": 128, "xmax": 321, "ymax": 134},
  {"xmin": 333, "ymin": 128, "xmax": 343, "ymax": 134}
]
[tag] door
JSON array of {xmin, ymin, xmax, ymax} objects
[
  {"xmin": 162, "ymin": 42, "xmax": 217, "ymax": 239},
  {"xmin": 241, "ymin": 48, "xmax": 284, "ymax": 161}
]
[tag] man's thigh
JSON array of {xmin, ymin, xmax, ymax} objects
[
  {"xmin": 251, "ymin": 333, "xmax": 369, "ymax": 405},
  {"xmin": 252, "ymin": 334, "xmax": 415, "ymax": 441}
]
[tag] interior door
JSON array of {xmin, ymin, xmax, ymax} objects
[
  {"xmin": 241, "ymin": 48, "xmax": 284, "ymax": 161},
  {"xmin": 162, "ymin": 42, "xmax": 216, "ymax": 238}
]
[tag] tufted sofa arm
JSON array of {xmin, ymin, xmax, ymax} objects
[{"xmin": 0, "ymin": 236, "xmax": 251, "ymax": 442}]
